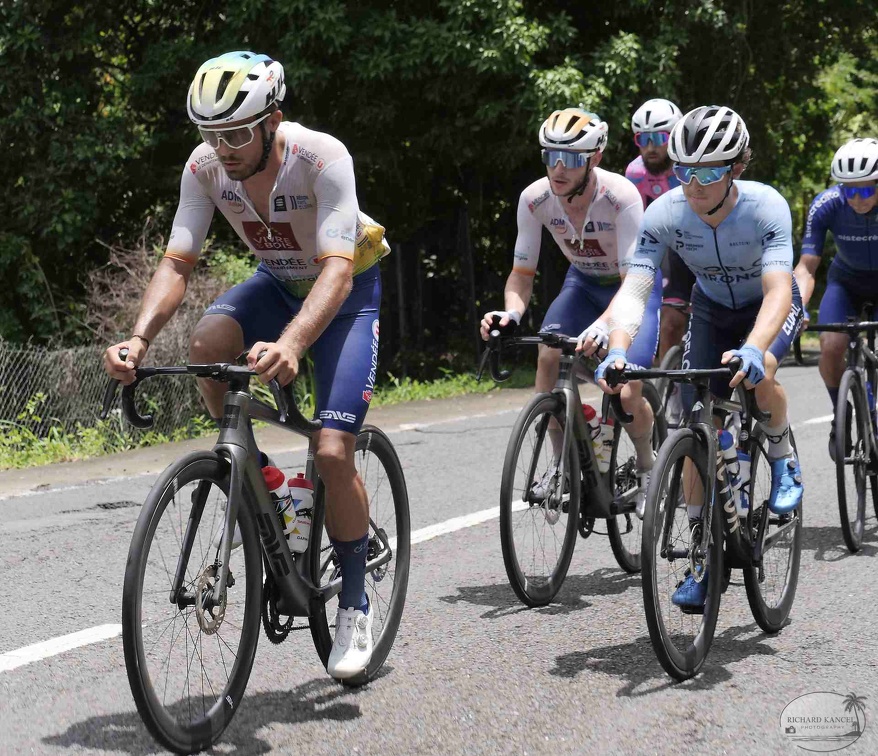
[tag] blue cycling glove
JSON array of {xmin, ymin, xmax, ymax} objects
[
  {"xmin": 729, "ymin": 343, "xmax": 765, "ymax": 385},
  {"xmin": 595, "ymin": 348, "xmax": 628, "ymax": 385}
]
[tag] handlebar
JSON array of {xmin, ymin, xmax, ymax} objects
[
  {"xmin": 477, "ymin": 316, "xmax": 593, "ymax": 383},
  {"xmin": 100, "ymin": 348, "xmax": 322, "ymax": 435},
  {"xmin": 605, "ymin": 357, "xmax": 771, "ymax": 424},
  {"xmin": 807, "ymin": 321, "xmax": 878, "ymax": 334}
]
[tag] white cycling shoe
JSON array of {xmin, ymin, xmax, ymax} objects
[{"xmin": 327, "ymin": 602, "xmax": 373, "ymax": 680}]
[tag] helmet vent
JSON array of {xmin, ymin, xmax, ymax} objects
[{"xmin": 217, "ymin": 71, "xmax": 234, "ymax": 100}]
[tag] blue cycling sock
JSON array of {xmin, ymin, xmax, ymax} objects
[
  {"xmin": 330, "ymin": 534, "xmax": 369, "ymax": 613},
  {"xmin": 828, "ymin": 387, "xmax": 839, "ymax": 412}
]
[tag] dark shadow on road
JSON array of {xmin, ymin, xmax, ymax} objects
[
  {"xmin": 438, "ymin": 567, "xmax": 639, "ymax": 619},
  {"xmin": 42, "ymin": 676, "xmax": 367, "ymax": 755},
  {"xmin": 550, "ymin": 623, "xmax": 777, "ymax": 697},
  {"xmin": 801, "ymin": 523, "xmax": 878, "ymax": 561}
]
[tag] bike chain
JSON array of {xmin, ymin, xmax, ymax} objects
[{"xmin": 261, "ymin": 572, "xmax": 295, "ymax": 644}]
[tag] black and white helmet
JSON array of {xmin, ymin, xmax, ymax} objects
[
  {"xmin": 831, "ymin": 138, "xmax": 878, "ymax": 182},
  {"xmin": 668, "ymin": 106, "xmax": 749, "ymax": 165},
  {"xmin": 539, "ymin": 108, "xmax": 608, "ymax": 153},
  {"xmin": 631, "ymin": 98, "xmax": 682, "ymax": 133}
]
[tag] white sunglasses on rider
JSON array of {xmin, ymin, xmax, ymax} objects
[{"xmin": 198, "ymin": 111, "xmax": 273, "ymax": 150}]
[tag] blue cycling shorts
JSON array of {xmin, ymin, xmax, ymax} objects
[
  {"xmin": 540, "ymin": 264, "xmax": 661, "ymax": 369},
  {"xmin": 818, "ymin": 260, "xmax": 878, "ymax": 324},
  {"xmin": 682, "ymin": 278, "xmax": 803, "ymax": 400},
  {"xmin": 203, "ymin": 264, "xmax": 381, "ymax": 434}
]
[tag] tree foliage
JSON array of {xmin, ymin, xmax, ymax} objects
[{"xmin": 1, "ymin": 0, "xmax": 875, "ymax": 374}]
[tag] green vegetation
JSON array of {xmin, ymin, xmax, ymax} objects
[
  {"xmin": 0, "ymin": 367, "xmax": 535, "ymax": 469},
  {"xmin": 1, "ymin": 1, "xmax": 875, "ymax": 369}
]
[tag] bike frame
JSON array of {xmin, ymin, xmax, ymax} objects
[
  {"xmin": 105, "ymin": 365, "xmax": 394, "ymax": 619},
  {"xmin": 810, "ymin": 319, "xmax": 878, "ymax": 466},
  {"xmin": 554, "ymin": 354, "xmax": 614, "ymax": 516}
]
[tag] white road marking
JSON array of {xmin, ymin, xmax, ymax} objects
[
  {"xmin": 0, "ymin": 624, "xmax": 122, "ymax": 673},
  {"xmin": 2, "ymin": 499, "xmax": 535, "ymax": 673},
  {"xmin": 798, "ymin": 414, "xmax": 834, "ymax": 427},
  {"xmin": 390, "ymin": 500, "xmax": 528, "ymax": 550}
]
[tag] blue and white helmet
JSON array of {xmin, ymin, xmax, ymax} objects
[
  {"xmin": 831, "ymin": 138, "xmax": 878, "ymax": 182},
  {"xmin": 187, "ymin": 51, "xmax": 286, "ymax": 126}
]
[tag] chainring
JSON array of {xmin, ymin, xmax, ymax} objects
[{"xmin": 261, "ymin": 572, "xmax": 295, "ymax": 644}]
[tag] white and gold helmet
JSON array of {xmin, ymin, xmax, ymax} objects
[
  {"xmin": 187, "ymin": 51, "xmax": 286, "ymax": 126},
  {"xmin": 539, "ymin": 108, "xmax": 608, "ymax": 153}
]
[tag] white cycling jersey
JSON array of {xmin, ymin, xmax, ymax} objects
[
  {"xmin": 513, "ymin": 168, "xmax": 644, "ymax": 284},
  {"xmin": 166, "ymin": 121, "xmax": 388, "ymax": 296}
]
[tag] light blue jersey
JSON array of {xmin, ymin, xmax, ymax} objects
[{"xmin": 627, "ymin": 180, "xmax": 794, "ymax": 309}]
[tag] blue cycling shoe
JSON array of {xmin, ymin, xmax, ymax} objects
[
  {"xmin": 671, "ymin": 567, "xmax": 708, "ymax": 612},
  {"xmin": 769, "ymin": 455, "xmax": 803, "ymax": 514}
]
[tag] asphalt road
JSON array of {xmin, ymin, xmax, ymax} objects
[{"xmin": 1, "ymin": 363, "xmax": 876, "ymax": 756}]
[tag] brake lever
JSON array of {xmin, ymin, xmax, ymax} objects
[
  {"xmin": 603, "ymin": 365, "xmax": 634, "ymax": 423},
  {"xmin": 268, "ymin": 379, "xmax": 289, "ymax": 425}
]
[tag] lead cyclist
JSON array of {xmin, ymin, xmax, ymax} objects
[
  {"xmin": 480, "ymin": 107, "xmax": 661, "ymax": 509},
  {"xmin": 101, "ymin": 51, "xmax": 390, "ymax": 681}
]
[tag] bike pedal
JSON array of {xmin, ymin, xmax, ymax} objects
[{"xmin": 680, "ymin": 604, "xmax": 706, "ymax": 616}]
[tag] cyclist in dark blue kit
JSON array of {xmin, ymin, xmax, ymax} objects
[{"xmin": 794, "ymin": 138, "xmax": 878, "ymax": 455}]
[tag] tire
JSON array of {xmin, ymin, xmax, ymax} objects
[
  {"xmin": 122, "ymin": 451, "xmax": 263, "ymax": 754},
  {"xmin": 499, "ymin": 392, "xmax": 581, "ymax": 607},
  {"xmin": 836, "ymin": 370, "xmax": 868, "ymax": 552},
  {"xmin": 743, "ymin": 431, "xmax": 802, "ymax": 633},
  {"xmin": 641, "ymin": 429, "xmax": 723, "ymax": 681},
  {"xmin": 607, "ymin": 381, "xmax": 667, "ymax": 573},
  {"xmin": 657, "ymin": 345, "xmax": 684, "ymax": 429},
  {"xmin": 309, "ymin": 426, "xmax": 410, "ymax": 687}
]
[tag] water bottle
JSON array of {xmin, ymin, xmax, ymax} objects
[
  {"xmin": 286, "ymin": 473, "xmax": 314, "ymax": 553},
  {"xmin": 717, "ymin": 430, "xmax": 741, "ymax": 510},
  {"xmin": 262, "ymin": 466, "xmax": 295, "ymax": 535},
  {"xmin": 582, "ymin": 404, "xmax": 601, "ymax": 440},
  {"xmin": 582, "ymin": 404, "xmax": 611, "ymax": 473},
  {"xmin": 736, "ymin": 448, "xmax": 751, "ymax": 518}
]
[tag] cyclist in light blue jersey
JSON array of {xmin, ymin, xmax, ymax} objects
[
  {"xmin": 793, "ymin": 138, "xmax": 878, "ymax": 455},
  {"xmin": 594, "ymin": 105, "xmax": 804, "ymax": 610}
]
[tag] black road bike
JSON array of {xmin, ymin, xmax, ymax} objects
[
  {"xmin": 607, "ymin": 361, "xmax": 802, "ymax": 680},
  {"xmin": 809, "ymin": 314, "xmax": 878, "ymax": 552},
  {"xmin": 480, "ymin": 327, "xmax": 667, "ymax": 606},
  {"xmin": 101, "ymin": 358, "xmax": 410, "ymax": 754}
]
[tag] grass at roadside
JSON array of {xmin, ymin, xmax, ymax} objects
[{"xmin": 0, "ymin": 367, "xmax": 535, "ymax": 470}]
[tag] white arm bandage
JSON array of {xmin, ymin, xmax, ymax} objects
[{"xmin": 608, "ymin": 271, "xmax": 655, "ymax": 340}]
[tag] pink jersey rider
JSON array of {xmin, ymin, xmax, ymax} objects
[{"xmin": 625, "ymin": 155, "xmax": 680, "ymax": 208}]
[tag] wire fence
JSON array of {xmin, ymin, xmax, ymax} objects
[{"xmin": 0, "ymin": 339, "xmax": 205, "ymax": 438}]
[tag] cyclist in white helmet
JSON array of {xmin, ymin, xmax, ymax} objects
[
  {"xmin": 626, "ymin": 98, "xmax": 695, "ymax": 362},
  {"xmin": 103, "ymin": 51, "xmax": 390, "ymax": 680},
  {"xmin": 793, "ymin": 138, "xmax": 878, "ymax": 456},
  {"xmin": 480, "ymin": 106, "xmax": 662, "ymax": 504},
  {"xmin": 596, "ymin": 105, "xmax": 804, "ymax": 609}
]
